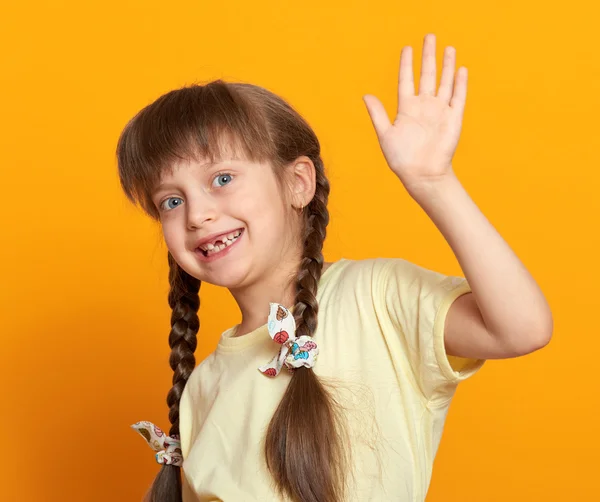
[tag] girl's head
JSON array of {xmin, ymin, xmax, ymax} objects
[
  {"xmin": 116, "ymin": 81, "xmax": 347, "ymax": 502},
  {"xmin": 118, "ymin": 82, "xmax": 319, "ymax": 291}
]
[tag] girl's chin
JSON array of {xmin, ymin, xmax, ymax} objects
[{"xmin": 190, "ymin": 263, "xmax": 250, "ymax": 288}]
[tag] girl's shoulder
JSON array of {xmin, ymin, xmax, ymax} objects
[
  {"xmin": 322, "ymin": 256, "xmax": 415, "ymax": 287},
  {"xmin": 181, "ymin": 350, "xmax": 221, "ymax": 402}
]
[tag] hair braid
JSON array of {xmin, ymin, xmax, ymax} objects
[
  {"xmin": 166, "ymin": 252, "xmax": 200, "ymax": 436},
  {"xmin": 146, "ymin": 252, "xmax": 200, "ymax": 502},
  {"xmin": 293, "ymin": 169, "xmax": 329, "ymax": 338},
  {"xmin": 265, "ymin": 161, "xmax": 348, "ymax": 502}
]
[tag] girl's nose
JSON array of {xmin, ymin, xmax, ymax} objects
[{"xmin": 186, "ymin": 197, "xmax": 218, "ymax": 230}]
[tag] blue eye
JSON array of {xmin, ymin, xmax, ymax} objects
[
  {"xmin": 160, "ymin": 197, "xmax": 183, "ymax": 212},
  {"xmin": 213, "ymin": 173, "xmax": 233, "ymax": 188}
]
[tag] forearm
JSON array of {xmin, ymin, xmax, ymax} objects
[{"xmin": 407, "ymin": 171, "xmax": 553, "ymax": 345}]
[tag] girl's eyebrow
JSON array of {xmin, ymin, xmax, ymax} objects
[
  {"xmin": 151, "ymin": 178, "xmax": 188, "ymax": 198},
  {"xmin": 153, "ymin": 182, "xmax": 178, "ymax": 194}
]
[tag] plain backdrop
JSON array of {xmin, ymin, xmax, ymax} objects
[{"xmin": 1, "ymin": 0, "xmax": 597, "ymax": 500}]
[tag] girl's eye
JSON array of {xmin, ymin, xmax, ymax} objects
[
  {"xmin": 212, "ymin": 173, "xmax": 233, "ymax": 188},
  {"xmin": 159, "ymin": 197, "xmax": 183, "ymax": 212}
]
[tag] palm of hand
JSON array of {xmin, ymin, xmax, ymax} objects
[{"xmin": 364, "ymin": 34, "xmax": 467, "ymax": 191}]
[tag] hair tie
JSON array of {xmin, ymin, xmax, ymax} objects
[
  {"xmin": 131, "ymin": 421, "xmax": 183, "ymax": 467},
  {"xmin": 258, "ymin": 303, "xmax": 319, "ymax": 377}
]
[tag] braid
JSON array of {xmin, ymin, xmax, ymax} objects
[
  {"xmin": 166, "ymin": 252, "xmax": 200, "ymax": 437},
  {"xmin": 293, "ymin": 167, "xmax": 329, "ymax": 336},
  {"xmin": 146, "ymin": 253, "xmax": 200, "ymax": 502},
  {"xmin": 265, "ymin": 160, "xmax": 348, "ymax": 502}
]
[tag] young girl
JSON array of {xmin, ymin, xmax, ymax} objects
[{"xmin": 119, "ymin": 33, "xmax": 553, "ymax": 502}]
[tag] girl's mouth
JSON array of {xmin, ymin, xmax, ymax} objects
[{"xmin": 196, "ymin": 228, "xmax": 244, "ymax": 261}]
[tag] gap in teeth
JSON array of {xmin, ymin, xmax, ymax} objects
[{"xmin": 203, "ymin": 230, "xmax": 241, "ymax": 254}]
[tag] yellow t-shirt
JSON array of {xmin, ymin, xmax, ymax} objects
[{"xmin": 179, "ymin": 258, "xmax": 484, "ymax": 501}]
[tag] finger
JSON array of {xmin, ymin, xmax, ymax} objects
[
  {"xmin": 450, "ymin": 67, "xmax": 468, "ymax": 112},
  {"xmin": 437, "ymin": 46, "xmax": 456, "ymax": 104},
  {"xmin": 362, "ymin": 95, "xmax": 392, "ymax": 138},
  {"xmin": 398, "ymin": 46, "xmax": 414, "ymax": 109},
  {"xmin": 418, "ymin": 33, "xmax": 437, "ymax": 96}
]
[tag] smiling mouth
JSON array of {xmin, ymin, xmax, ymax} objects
[{"xmin": 198, "ymin": 229, "xmax": 244, "ymax": 257}]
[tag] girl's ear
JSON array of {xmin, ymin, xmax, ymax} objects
[{"xmin": 288, "ymin": 156, "xmax": 317, "ymax": 209}]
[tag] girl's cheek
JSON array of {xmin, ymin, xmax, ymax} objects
[{"xmin": 161, "ymin": 223, "xmax": 180, "ymax": 249}]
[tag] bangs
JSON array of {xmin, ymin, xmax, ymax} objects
[{"xmin": 116, "ymin": 81, "xmax": 275, "ymax": 218}]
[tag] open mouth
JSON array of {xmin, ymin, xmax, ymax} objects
[{"xmin": 197, "ymin": 228, "xmax": 244, "ymax": 257}]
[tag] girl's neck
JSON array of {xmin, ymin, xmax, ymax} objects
[{"xmin": 231, "ymin": 261, "xmax": 333, "ymax": 337}]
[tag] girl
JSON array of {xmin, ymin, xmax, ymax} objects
[{"xmin": 119, "ymin": 34, "xmax": 553, "ymax": 502}]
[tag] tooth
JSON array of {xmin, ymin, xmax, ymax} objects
[
  {"xmin": 206, "ymin": 243, "xmax": 215, "ymax": 250},
  {"xmin": 227, "ymin": 233, "xmax": 234, "ymax": 240}
]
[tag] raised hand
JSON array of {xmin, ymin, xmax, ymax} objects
[{"xmin": 363, "ymin": 33, "xmax": 468, "ymax": 194}]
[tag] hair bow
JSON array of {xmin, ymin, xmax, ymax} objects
[
  {"xmin": 131, "ymin": 421, "xmax": 183, "ymax": 467},
  {"xmin": 258, "ymin": 303, "xmax": 319, "ymax": 377}
]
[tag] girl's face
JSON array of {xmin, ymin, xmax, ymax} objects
[{"xmin": 151, "ymin": 155, "xmax": 301, "ymax": 290}]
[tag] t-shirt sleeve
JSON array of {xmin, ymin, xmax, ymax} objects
[{"xmin": 376, "ymin": 258, "xmax": 484, "ymax": 405}]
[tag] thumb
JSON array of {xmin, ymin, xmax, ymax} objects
[{"xmin": 362, "ymin": 94, "xmax": 391, "ymax": 138}]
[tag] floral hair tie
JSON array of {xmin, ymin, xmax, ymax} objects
[
  {"xmin": 131, "ymin": 421, "xmax": 183, "ymax": 467},
  {"xmin": 259, "ymin": 303, "xmax": 319, "ymax": 377}
]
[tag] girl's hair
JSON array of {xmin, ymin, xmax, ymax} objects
[{"xmin": 116, "ymin": 81, "xmax": 348, "ymax": 502}]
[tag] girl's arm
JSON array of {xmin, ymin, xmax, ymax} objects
[
  {"xmin": 362, "ymin": 33, "xmax": 553, "ymax": 359},
  {"xmin": 408, "ymin": 171, "xmax": 552, "ymax": 359}
]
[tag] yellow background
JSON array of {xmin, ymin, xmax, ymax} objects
[{"xmin": 1, "ymin": 0, "xmax": 597, "ymax": 500}]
